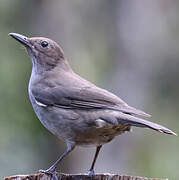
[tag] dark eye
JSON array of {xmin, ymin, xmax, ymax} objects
[{"xmin": 41, "ymin": 41, "xmax": 48, "ymax": 47}]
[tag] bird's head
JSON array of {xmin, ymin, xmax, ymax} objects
[{"xmin": 9, "ymin": 33, "xmax": 67, "ymax": 71}]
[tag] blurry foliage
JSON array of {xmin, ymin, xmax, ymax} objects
[{"xmin": 0, "ymin": 0, "xmax": 178, "ymax": 179}]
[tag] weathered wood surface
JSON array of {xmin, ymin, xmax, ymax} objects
[{"xmin": 4, "ymin": 173, "xmax": 168, "ymax": 180}]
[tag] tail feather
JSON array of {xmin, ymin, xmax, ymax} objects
[
  {"xmin": 120, "ymin": 105, "xmax": 151, "ymax": 118},
  {"xmin": 116, "ymin": 112, "xmax": 177, "ymax": 136}
]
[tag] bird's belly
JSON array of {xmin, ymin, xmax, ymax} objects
[
  {"xmin": 32, "ymin": 106, "xmax": 115, "ymax": 145},
  {"xmin": 30, "ymin": 104, "xmax": 80, "ymax": 141}
]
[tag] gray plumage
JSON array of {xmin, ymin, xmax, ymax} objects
[{"xmin": 9, "ymin": 33, "xmax": 176, "ymax": 178}]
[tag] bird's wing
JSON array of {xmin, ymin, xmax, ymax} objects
[{"xmin": 31, "ymin": 84, "xmax": 150, "ymax": 117}]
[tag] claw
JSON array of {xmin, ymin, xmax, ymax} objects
[
  {"xmin": 52, "ymin": 172, "xmax": 58, "ymax": 180},
  {"xmin": 87, "ymin": 169, "xmax": 95, "ymax": 176},
  {"xmin": 39, "ymin": 169, "xmax": 58, "ymax": 180}
]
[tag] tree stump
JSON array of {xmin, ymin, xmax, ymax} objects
[{"xmin": 4, "ymin": 173, "xmax": 168, "ymax": 180}]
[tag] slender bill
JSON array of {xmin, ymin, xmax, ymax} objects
[{"xmin": 8, "ymin": 33, "xmax": 31, "ymax": 47}]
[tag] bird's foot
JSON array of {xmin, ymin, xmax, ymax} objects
[
  {"xmin": 87, "ymin": 169, "xmax": 95, "ymax": 176},
  {"xmin": 39, "ymin": 168, "xmax": 58, "ymax": 180}
]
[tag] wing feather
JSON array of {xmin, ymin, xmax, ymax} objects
[{"xmin": 32, "ymin": 84, "xmax": 150, "ymax": 117}]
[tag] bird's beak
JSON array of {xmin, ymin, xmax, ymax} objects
[{"xmin": 8, "ymin": 33, "xmax": 31, "ymax": 47}]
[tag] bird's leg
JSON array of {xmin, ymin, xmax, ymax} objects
[
  {"xmin": 88, "ymin": 145, "xmax": 102, "ymax": 176},
  {"xmin": 39, "ymin": 141, "xmax": 75, "ymax": 178}
]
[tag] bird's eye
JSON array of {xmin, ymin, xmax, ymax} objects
[{"xmin": 41, "ymin": 41, "xmax": 48, "ymax": 48}]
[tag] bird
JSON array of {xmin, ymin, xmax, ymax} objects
[{"xmin": 9, "ymin": 33, "xmax": 176, "ymax": 178}]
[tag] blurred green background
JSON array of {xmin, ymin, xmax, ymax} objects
[{"xmin": 0, "ymin": 0, "xmax": 178, "ymax": 179}]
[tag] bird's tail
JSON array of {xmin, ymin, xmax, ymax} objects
[{"xmin": 116, "ymin": 113, "xmax": 177, "ymax": 136}]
